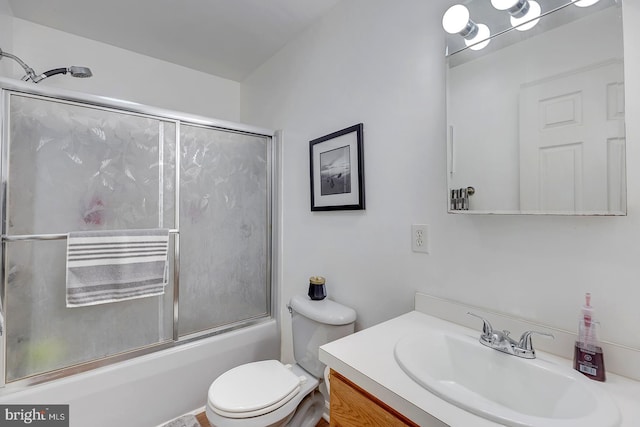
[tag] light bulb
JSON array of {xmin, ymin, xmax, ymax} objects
[
  {"xmin": 465, "ymin": 24, "xmax": 491, "ymax": 51},
  {"xmin": 574, "ymin": 0, "xmax": 600, "ymax": 7},
  {"xmin": 491, "ymin": 0, "xmax": 519, "ymax": 10},
  {"xmin": 442, "ymin": 4, "xmax": 470, "ymax": 34},
  {"xmin": 492, "ymin": 0, "xmax": 530, "ymax": 17},
  {"xmin": 511, "ymin": 0, "xmax": 541, "ymax": 31}
]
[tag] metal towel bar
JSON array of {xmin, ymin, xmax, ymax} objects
[{"xmin": 2, "ymin": 229, "xmax": 179, "ymax": 242}]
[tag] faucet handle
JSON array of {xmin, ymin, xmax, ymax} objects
[
  {"xmin": 518, "ymin": 330, "xmax": 555, "ymax": 351},
  {"xmin": 467, "ymin": 312, "xmax": 493, "ymax": 339}
]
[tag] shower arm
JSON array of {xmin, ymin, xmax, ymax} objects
[
  {"xmin": 0, "ymin": 48, "xmax": 38, "ymax": 82},
  {"xmin": 33, "ymin": 68, "xmax": 69, "ymax": 83}
]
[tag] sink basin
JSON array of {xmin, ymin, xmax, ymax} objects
[{"xmin": 394, "ymin": 329, "xmax": 620, "ymax": 427}]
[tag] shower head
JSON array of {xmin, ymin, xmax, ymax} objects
[
  {"xmin": 33, "ymin": 66, "xmax": 93, "ymax": 83},
  {"xmin": 0, "ymin": 47, "xmax": 93, "ymax": 83},
  {"xmin": 68, "ymin": 66, "xmax": 93, "ymax": 78}
]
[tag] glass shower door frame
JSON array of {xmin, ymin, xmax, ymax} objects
[{"xmin": 0, "ymin": 78, "xmax": 276, "ymax": 389}]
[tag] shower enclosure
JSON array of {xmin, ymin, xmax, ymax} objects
[{"xmin": 0, "ymin": 78, "xmax": 274, "ymax": 387}]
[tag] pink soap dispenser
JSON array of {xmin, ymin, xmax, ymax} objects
[{"xmin": 573, "ymin": 293, "xmax": 606, "ymax": 381}]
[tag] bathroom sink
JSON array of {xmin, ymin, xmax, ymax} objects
[{"xmin": 394, "ymin": 329, "xmax": 621, "ymax": 427}]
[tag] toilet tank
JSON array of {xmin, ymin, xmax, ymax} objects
[{"xmin": 289, "ymin": 294, "xmax": 356, "ymax": 378}]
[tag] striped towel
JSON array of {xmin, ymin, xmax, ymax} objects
[{"xmin": 66, "ymin": 229, "xmax": 170, "ymax": 307}]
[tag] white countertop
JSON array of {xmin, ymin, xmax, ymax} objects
[{"xmin": 319, "ymin": 310, "xmax": 640, "ymax": 427}]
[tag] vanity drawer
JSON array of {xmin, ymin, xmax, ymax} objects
[{"xmin": 329, "ymin": 369, "xmax": 420, "ymax": 427}]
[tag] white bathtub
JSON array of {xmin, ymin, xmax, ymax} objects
[{"xmin": 0, "ymin": 319, "xmax": 280, "ymax": 427}]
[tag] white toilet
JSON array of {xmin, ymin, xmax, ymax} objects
[{"xmin": 206, "ymin": 294, "xmax": 357, "ymax": 427}]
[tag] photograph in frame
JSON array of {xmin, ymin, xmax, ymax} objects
[{"xmin": 309, "ymin": 123, "xmax": 365, "ymax": 211}]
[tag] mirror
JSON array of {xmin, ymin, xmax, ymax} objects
[{"xmin": 446, "ymin": 0, "xmax": 625, "ymax": 215}]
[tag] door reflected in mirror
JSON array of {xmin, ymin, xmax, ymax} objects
[{"xmin": 446, "ymin": 0, "xmax": 625, "ymax": 215}]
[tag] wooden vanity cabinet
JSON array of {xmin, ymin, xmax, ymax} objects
[{"xmin": 329, "ymin": 369, "xmax": 420, "ymax": 427}]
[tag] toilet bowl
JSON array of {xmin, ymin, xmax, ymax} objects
[
  {"xmin": 206, "ymin": 362, "xmax": 321, "ymax": 427},
  {"xmin": 206, "ymin": 295, "xmax": 356, "ymax": 427}
]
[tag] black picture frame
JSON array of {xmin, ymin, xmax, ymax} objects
[{"xmin": 309, "ymin": 123, "xmax": 365, "ymax": 211}]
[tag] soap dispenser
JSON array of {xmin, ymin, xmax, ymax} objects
[{"xmin": 573, "ymin": 293, "xmax": 606, "ymax": 381}]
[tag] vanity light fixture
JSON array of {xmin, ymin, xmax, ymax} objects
[
  {"xmin": 442, "ymin": 5, "xmax": 477, "ymax": 38},
  {"xmin": 573, "ymin": 0, "xmax": 600, "ymax": 7},
  {"xmin": 465, "ymin": 24, "xmax": 491, "ymax": 50},
  {"xmin": 442, "ymin": 4, "xmax": 491, "ymax": 51},
  {"xmin": 491, "ymin": 0, "xmax": 530, "ymax": 16},
  {"xmin": 491, "ymin": 0, "xmax": 542, "ymax": 31}
]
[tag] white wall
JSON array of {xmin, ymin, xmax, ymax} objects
[
  {"xmin": 0, "ymin": 1, "xmax": 13, "ymax": 77},
  {"xmin": 242, "ymin": 0, "xmax": 640, "ymax": 363},
  {"xmin": 1, "ymin": 16, "xmax": 241, "ymax": 121}
]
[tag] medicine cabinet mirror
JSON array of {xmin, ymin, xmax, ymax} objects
[{"xmin": 446, "ymin": 0, "xmax": 626, "ymax": 215}]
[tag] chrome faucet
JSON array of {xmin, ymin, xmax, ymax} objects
[{"xmin": 467, "ymin": 312, "xmax": 554, "ymax": 359}]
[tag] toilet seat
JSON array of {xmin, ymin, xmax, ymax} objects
[
  {"xmin": 209, "ymin": 360, "xmax": 304, "ymax": 419},
  {"xmin": 206, "ymin": 363, "xmax": 319, "ymax": 427}
]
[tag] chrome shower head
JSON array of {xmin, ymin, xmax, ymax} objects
[
  {"xmin": 0, "ymin": 46, "xmax": 93, "ymax": 83},
  {"xmin": 68, "ymin": 66, "xmax": 93, "ymax": 78},
  {"xmin": 33, "ymin": 66, "xmax": 93, "ymax": 83}
]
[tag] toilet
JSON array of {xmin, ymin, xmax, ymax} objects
[{"xmin": 206, "ymin": 294, "xmax": 357, "ymax": 427}]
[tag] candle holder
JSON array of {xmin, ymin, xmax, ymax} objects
[{"xmin": 308, "ymin": 276, "xmax": 326, "ymax": 300}]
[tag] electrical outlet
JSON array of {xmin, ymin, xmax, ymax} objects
[{"xmin": 411, "ymin": 224, "xmax": 429, "ymax": 254}]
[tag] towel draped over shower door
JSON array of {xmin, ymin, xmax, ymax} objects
[{"xmin": 65, "ymin": 229, "xmax": 170, "ymax": 307}]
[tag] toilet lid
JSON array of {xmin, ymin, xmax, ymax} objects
[{"xmin": 209, "ymin": 360, "xmax": 303, "ymax": 418}]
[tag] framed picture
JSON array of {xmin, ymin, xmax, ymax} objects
[{"xmin": 309, "ymin": 123, "xmax": 365, "ymax": 211}]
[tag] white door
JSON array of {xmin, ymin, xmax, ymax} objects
[{"xmin": 519, "ymin": 61, "xmax": 625, "ymax": 214}]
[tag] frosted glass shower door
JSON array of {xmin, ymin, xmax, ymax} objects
[
  {"xmin": 179, "ymin": 125, "xmax": 270, "ymax": 336},
  {"xmin": 3, "ymin": 94, "xmax": 176, "ymax": 382}
]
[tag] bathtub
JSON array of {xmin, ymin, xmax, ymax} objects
[{"xmin": 0, "ymin": 319, "xmax": 279, "ymax": 427}]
